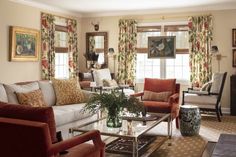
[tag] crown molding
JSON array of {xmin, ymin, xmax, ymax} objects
[{"xmin": 9, "ymin": 0, "xmax": 82, "ymax": 18}]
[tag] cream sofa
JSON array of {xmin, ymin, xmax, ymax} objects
[{"xmin": 0, "ymin": 81, "xmax": 97, "ymax": 139}]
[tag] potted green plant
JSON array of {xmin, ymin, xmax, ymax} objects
[{"xmin": 83, "ymin": 91, "xmax": 144, "ymax": 128}]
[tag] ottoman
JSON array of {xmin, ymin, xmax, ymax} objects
[{"xmin": 180, "ymin": 105, "xmax": 201, "ymax": 136}]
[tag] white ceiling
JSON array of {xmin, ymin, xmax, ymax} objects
[{"xmin": 11, "ymin": 0, "xmax": 236, "ymax": 17}]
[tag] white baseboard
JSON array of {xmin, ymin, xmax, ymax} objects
[{"xmin": 222, "ymin": 107, "xmax": 230, "ymax": 114}]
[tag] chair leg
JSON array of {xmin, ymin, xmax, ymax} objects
[
  {"xmin": 219, "ymin": 107, "xmax": 223, "ymax": 116},
  {"xmin": 216, "ymin": 110, "xmax": 221, "ymax": 122},
  {"xmin": 175, "ymin": 117, "xmax": 179, "ymax": 129}
]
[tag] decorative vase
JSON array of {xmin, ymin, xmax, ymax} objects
[
  {"xmin": 106, "ymin": 111, "xmax": 122, "ymax": 128},
  {"xmin": 180, "ymin": 105, "xmax": 201, "ymax": 136}
]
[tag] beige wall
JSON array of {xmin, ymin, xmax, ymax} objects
[
  {"xmin": 0, "ymin": 0, "xmax": 81, "ymax": 84},
  {"xmin": 80, "ymin": 10, "xmax": 236, "ymax": 110},
  {"xmin": 0, "ymin": 0, "xmax": 235, "ymax": 110}
]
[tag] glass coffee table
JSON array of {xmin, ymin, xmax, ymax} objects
[{"xmin": 70, "ymin": 113, "xmax": 171, "ymax": 157}]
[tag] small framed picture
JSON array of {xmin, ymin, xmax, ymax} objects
[
  {"xmin": 233, "ymin": 49, "xmax": 236, "ymax": 67},
  {"xmin": 9, "ymin": 26, "xmax": 40, "ymax": 61},
  {"xmin": 232, "ymin": 29, "xmax": 236, "ymax": 47}
]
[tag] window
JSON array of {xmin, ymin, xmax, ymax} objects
[
  {"xmin": 54, "ymin": 17, "xmax": 69, "ymax": 79},
  {"xmin": 136, "ymin": 24, "xmax": 190, "ymax": 83}
]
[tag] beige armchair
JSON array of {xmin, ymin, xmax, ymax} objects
[
  {"xmin": 92, "ymin": 68, "xmax": 135, "ymax": 95},
  {"xmin": 182, "ymin": 72, "xmax": 227, "ymax": 122}
]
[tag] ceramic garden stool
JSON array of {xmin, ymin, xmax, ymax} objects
[{"xmin": 180, "ymin": 105, "xmax": 201, "ymax": 136}]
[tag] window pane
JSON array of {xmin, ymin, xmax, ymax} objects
[
  {"xmin": 166, "ymin": 31, "xmax": 189, "ymax": 49},
  {"xmin": 55, "ymin": 31, "xmax": 68, "ymax": 47},
  {"xmin": 136, "ymin": 53, "xmax": 160, "ymax": 82},
  {"xmin": 55, "ymin": 53, "xmax": 69, "ymax": 79}
]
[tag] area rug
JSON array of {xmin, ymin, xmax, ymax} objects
[
  {"xmin": 105, "ymin": 136, "xmax": 167, "ymax": 157},
  {"xmin": 105, "ymin": 115, "xmax": 236, "ymax": 157}
]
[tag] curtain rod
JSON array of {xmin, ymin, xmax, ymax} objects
[
  {"xmin": 130, "ymin": 13, "xmax": 212, "ymax": 22},
  {"xmin": 41, "ymin": 11, "xmax": 77, "ymax": 21}
]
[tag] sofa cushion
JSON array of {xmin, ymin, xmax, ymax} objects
[
  {"xmin": 52, "ymin": 103, "xmax": 93, "ymax": 127},
  {"xmin": 4, "ymin": 82, "xmax": 39, "ymax": 104},
  {"xmin": 38, "ymin": 81, "xmax": 56, "ymax": 106},
  {"xmin": 0, "ymin": 83, "xmax": 8, "ymax": 103},
  {"xmin": 52, "ymin": 78, "xmax": 84, "ymax": 105},
  {"xmin": 143, "ymin": 101, "xmax": 171, "ymax": 113},
  {"xmin": 144, "ymin": 78, "xmax": 176, "ymax": 94},
  {"xmin": 15, "ymin": 89, "xmax": 48, "ymax": 107},
  {"xmin": 143, "ymin": 90, "xmax": 171, "ymax": 102},
  {"xmin": 0, "ymin": 102, "xmax": 57, "ymax": 143}
]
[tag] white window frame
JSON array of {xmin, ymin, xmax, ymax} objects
[{"xmin": 136, "ymin": 22, "xmax": 190, "ymax": 85}]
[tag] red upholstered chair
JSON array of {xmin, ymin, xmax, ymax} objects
[
  {"xmin": 0, "ymin": 103, "xmax": 105, "ymax": 157},
  {"xmin": 132, "ymin": 78, "xmax": 180, "ymax": 128}
]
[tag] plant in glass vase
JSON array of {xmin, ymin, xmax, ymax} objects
[{"xmin": 83, "ymin": 91, "xmax": 144, "ymax": 128}]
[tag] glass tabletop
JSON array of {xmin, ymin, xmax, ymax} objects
[{"xmin": 71, "ymin": 113, "xmax": 170, "ymax": 138}]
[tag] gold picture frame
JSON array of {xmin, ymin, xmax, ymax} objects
[{"xmin": 9, "ymin": 26, "xmax": 40, "ymax": 61}]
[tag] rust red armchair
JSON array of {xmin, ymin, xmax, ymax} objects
[
  {"xmin": 132, "ymin": 78, "xmax": 180, "ymax": 128},
  {"xmin": 0, "ymin": 103, "xmax": 105, "ymax": 157}
]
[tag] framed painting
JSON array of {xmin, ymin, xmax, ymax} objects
[
  {"xmin": 233, "ymin": 49, "xmax": 236, "ymax": 67},
  {"xmin": 148, "ymin": 36, "xmax": 176, "ymax": 58},
  {"xmin": 233, "ymin": 29, "xmax": 236, "ymax": 47},
  {"xmin": 9, "ymin": 26, "xmax": 40, "ymax": 61}
]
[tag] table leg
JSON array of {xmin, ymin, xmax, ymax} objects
[
  {"xmin": 133, "ymin": 137, "xmax": 138, "ymax": 157},
  {"xmin": 167, "ymin": 115, "xmax": 172, "ymax": 139}
]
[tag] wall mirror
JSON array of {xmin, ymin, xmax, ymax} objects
[{"xmin": 85, "ymin": 32, "xmax": 108, "ymax": 69}]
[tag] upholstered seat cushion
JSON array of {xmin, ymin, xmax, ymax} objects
[
  {"xmin": 61, "ymin": 143, "xmax": 101, "ymax": 157},
  {"xmin": 143, "ymin": 101, "xmax": 171, "ymax": 113},
  {"xmin": 184, "ymin": 93, "xmax": 217, "ymax": 107},
  {"xmin": 52, "ymin": 103, "xmax": 93, "ymax": 126}
]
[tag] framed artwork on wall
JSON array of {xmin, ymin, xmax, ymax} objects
[
  {"xmin": 233, "ymin": 49, "xmax": 236, "ymax": 67},
  {"xmin": 232, "ymin": 29, "xmax": 236, "ymax": 47},
  {"xmin": 9, "ymin": 26, "xmax": 40, "ymax": 61},
  {"xmin": 148, "ymin": 36, "xmax": 176, "ymax": 58}
]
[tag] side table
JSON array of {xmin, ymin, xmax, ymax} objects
[{"xmin": 180, "ymin": 105, "xmax": 201, "ymax": 136}]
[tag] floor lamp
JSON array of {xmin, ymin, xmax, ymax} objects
[{"xmin": 211, "ymin": 46, "xmax": 226, "ymax": 72}]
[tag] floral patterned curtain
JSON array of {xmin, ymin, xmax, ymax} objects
[
  {"xmin": 188, "ymin": 15, "xmax": 213, "ymax": 86},
  {"xmin": 117, "ymin": 19, "xmax": 137, "ymax": 85},
  {"xmin": 67, "ymin": 19, "xmax": 78, "ymax": 78},
  {"xmin": 41, "ymin": 13, "xmax": 55, "ymax": 80}
]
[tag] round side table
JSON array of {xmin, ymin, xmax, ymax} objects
[{"xmin": 180, "ymin": 105, "xmax": 201, "ymax": 136}]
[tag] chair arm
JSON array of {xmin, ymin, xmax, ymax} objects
[
  {"xmin": 49, "ymin": 130, "xmax": 105, "ymax": 156},
  {"xmin": 130, "ymin": 92, "xmax": 144, "ymax": 97},
  {"xmin": 82, "ymin": 90, "xmax": 96, "ymax": 102},
  {"xmin": 168, "ymin": 93, "xmax": 179, "ymax": 104}
]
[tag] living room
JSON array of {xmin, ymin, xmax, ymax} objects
[{"xmin": 0, "ymin": 0, "xmax": 236, "ymax": 157}]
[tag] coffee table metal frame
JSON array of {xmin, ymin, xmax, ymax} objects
[{"xmin": 70, "ymin": 113, "xmax": 172, "ymax": 157}]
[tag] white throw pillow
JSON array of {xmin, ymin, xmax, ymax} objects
[
  {"xmin": 4, "ymin": 82, "xmax": 39, "ymax": 104},
  {"xmin": 93, "ymin": 68, "xmax": 112, "ymax": 86},
  {"xmin": 0, "ymin": 83, "xmax": 8, "ymax": 103}
]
